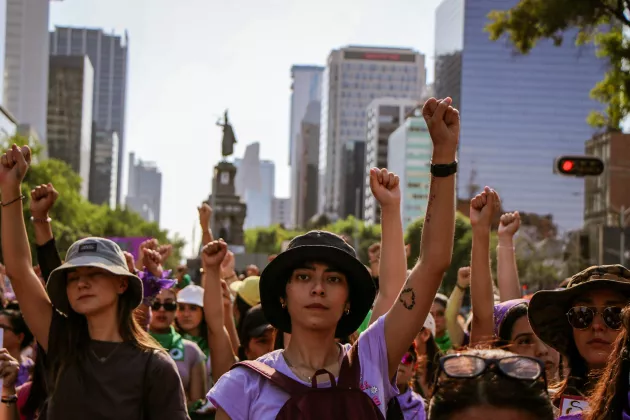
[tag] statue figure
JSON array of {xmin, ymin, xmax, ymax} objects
[{"xmin": 217, "ymin": 110, "xmax": 237, "ymax": 158}]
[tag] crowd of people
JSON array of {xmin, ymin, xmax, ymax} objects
[{"xmin": 0, "ymin": 97, "xmax": 626, "ymax": 419}]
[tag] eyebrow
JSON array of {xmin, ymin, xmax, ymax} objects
[{"xmin": 512, "ymin": 333, "xmax": 534, "ymax": 341}]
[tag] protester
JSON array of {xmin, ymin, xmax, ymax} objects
[
  {"xmin": 431, "ymin": 294, "xmax": 451, "ymax": 353},
  {"xmin": 230, "ymin": 276, "xmax": 261, "ymax": 327},
  {"xmin": 236, "ymin": 305, "xmax": 274, "ymax": 361},
  {"xmin": 0, "ymin": 310, "xmax": 33, "ymax": 387},
  {"xmin": 177, "ymin": 285, "xmax": 210, "ymax": 358},
  {"xmin": 443, "ymin": 267, "xmax": 470, "ymax": 350},
  {"xmin": 0, "ymin": 144, "xmax": 189, "ymax": 419},
  {"xmin": 395, "ymin": 343, "xmax": 426, "ymax": 419},
  {"xmin": 412, "ymin": 314, "xmax": 441, "ymax": 399},
  {"xmin": 0, "ymin": 348, "xmax": 20, "ymax": 420}
]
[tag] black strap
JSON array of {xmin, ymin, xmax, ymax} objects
[
  {"xmin": 141, "ymin": 350, "xmax": 155, "ymax": 420},
  {"xmin": 337, "ymin": 342, "xmax": 361, "ymax": 389},
  {"xmin": 234, "ymin": 360, "xmax": 311, "ymax": 396}
]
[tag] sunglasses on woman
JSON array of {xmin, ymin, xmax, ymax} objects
[
  {"xmin": 151, "ymin": 301, "xmax": 177, "ymax": 312},
  {"xmin": 566, "ymin": 306, "xmax": 622, "ymax": 330}
]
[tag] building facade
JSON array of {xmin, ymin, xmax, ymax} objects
[
  {"xmin": 47, "ymin": 55, "xmax": 94, "ymax": 198},
  {"xmin": 386, "ymin": 116, "xmax": 433, "ymax": 230},
  {"xmin": 50, "ymin": 27, "xmax": 129, "ymax": 205},
  {"xmin": 89, "ymin": 129, "xmax": 119, "ymax": 208},
  {"xmin": 126, "ymin": 152, "xmax": 162, "ymax": 224},
  {"xmin": 234, "ymin": 142, "xmax": 276, "ymax": 229},
  {"xmin": 319, "ymin": 46, "xmax": 426, "ymax": 218},
  {"xmin": 363, "ymin": 98, "xmax": 417, "ymax": 224},
  {"xmin": 289, "ymin": 66, "xmax": 323, "ymax": 226},
  {"xmin": 341, "ymin": 140, "xmax": 367, "ymax": 220},
  {"xmin": 272, "ymin": 197, "xmax": 291, "ymax": 227},
  {"xmin": 295, "ymin": 101, "xmax": 321, "ymax": 228},
  {"xmin": 4, "ymin": 0, "xmax": 51, "ymax": 149},
  {"xmin": 434, "ymin": 0, "xmax": 605, "ymax": 230}
]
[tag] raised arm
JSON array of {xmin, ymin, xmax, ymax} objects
[
  {"xmin": 470, "ymin": 188, "xmax": 500, "ymax": 345},
  {"xmin": 445, "ymin": 267, "xmax": 470, "ymax": 348},
  {"xmin": 198, "ymin": 203, "xmax": 214, "ymax": 248},
  {"xmin": 0, "ymin": 145, "xmax": 53, "ymax": 351},
  {"xmin": 31, "ymin": 184, "xmax": 62, "ymax": 281},
  {"xmin": 497, "ymin": 212, "xmax": 522, "ymax": 301},
  {"xmin": 384, "ymin": 98, "xmax": 458, "ymax": 379},
  {"xmin": 368, "ymin": 168, "xmax": 406, "ymax": 324},
  {"xmin": 202, "ymin": 240, "xmax": 237, "ymax": 382}
]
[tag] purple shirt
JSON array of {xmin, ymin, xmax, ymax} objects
[
  {"xmin": 396, "ymin": 388, "xmax": 426, "ymax": 420},
  {"xmin": 16, "ymin": 358, "xmax": 33, "ymax": 388},
  {"xmin": 207, "ymin": 315, "xmax": 398, "ymax": 419}
]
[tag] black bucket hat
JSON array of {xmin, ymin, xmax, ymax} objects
[{"xmin": 259, "ymin": 230, "xmax": 376, "ymax": 338}]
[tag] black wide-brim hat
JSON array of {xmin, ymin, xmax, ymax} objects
[{"xmin": 259, "ymin": 230, "xmax": 376, "ymax": 338}]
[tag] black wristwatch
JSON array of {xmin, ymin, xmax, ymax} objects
[
  {"xmin": 430, "ymin": 160, "xmax": 458, "ymax": 177},
  {"xmin": 2, "ymin": 394, "xmax": 17, "ymax": 405}
]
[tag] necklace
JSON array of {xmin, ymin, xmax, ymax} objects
[
  {"xmin": 90, "ymin": 342, "xmax": 123, "ymax": 363},
  {"xmin": 282, "ymin": 344, "xmax": 342, "ymax": 382}
]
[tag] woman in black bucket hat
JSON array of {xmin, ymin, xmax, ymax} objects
[{"xmin": 207, "ymin": 97, "xmax": 460, "ymax": 419}]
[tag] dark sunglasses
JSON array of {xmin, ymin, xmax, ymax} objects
[
  {"xmin": 151, "ymin": 301, "xmax": 177, "ymax": 312},
  {"xmin": 401, "ymin": 353, "xmax": 416, "ymax": 366},
  {"xmin": 434, "ymin": 354, "xmax": 547, "ymax": 393},
  {"xmin": 566, "ymin": 306, "xmax": 622, "ymax": 330}
]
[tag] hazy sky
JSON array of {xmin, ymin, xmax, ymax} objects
[{"xmin": 50, "ymin": 0, "xmax": 444, "ymax": 257}]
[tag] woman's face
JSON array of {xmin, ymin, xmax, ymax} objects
[
  {"xmin": 430, "ymin": 302, "xmax": 446, "ymax": 336},
  {"xmin": 414, "ymin": 328, "xmax": 431, "ymax": 355},
  {"xmin": 66, "ymin": 267, "xmax": 128, "ymax": 316},
  {"xmin": 176, "ymin": 303, "xmax": 203, "ymax": 333},
  {"xmin": 150, "ymin": 289, "xmax": 177, "ymax": 331},
  {"xmin": 0, "ymin": 315, "xmax": 21, "ymax": 351},
  {"xmin": 508, "ymin": 314, "xmax": 560, "ymax": 380},
  {"xmin": 571, "ymin": 288, "xmax": 626, "ymax": 369},
  {"xmin": 245, "ymin": 329, "xmax": 274, "ymax": 360},
  {"xmin": 396, "ymin": 352, "xmax": 416, "ymax": 388},
  {"xmin": 284, "ymin": 261, "xmax": 349, "ymax": 334}
]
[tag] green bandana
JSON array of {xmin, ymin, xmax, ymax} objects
[
  {"xmin": 182, "ymin": 333, "xmax": 209, "ymax": 359},
  {"xmin": 435, "ymin": 332, "xmax": 452, "ymax": 353},
  {"xmin": 151, "ymin": 326, "xmax": 185, "ymax": 361}
]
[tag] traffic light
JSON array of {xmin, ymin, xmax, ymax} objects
[{"xmin": 554, "ymin": 156, "xmax": 604, "ymax": 177}]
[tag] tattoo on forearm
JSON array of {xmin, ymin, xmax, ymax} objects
[
  {"xmin": 425, "ymin": 193, "xmax": 436, "ymax": 224},
  {"xmin": 398, "ymin": 287, "xmax": 416, "ymax": 310}
]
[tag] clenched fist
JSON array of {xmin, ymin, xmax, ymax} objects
[
  {"xmin": 0, "ymin": 144, "xmax": 31, "ymax": 193},
  {"xmin": 457, "ymin": 266, "xmax": 471, "ymax": 288},
  {"xmin": 369, "ymin": 168, "xmax": 400, "ymax": 209},
  {"xmin": 202, "ymin": 239, "xmax": 228, "ymax": 270},
  {"xmin": 470, "ymin": 187, "xmax": 500, "ymax": 230},
  {"xmin": 198, "ymin": 203, "xmax": 212, "ymax": 228},
  {"xmin": 498, "ymin": 212, "xmax": 520, "ymax": 238},
  {"xmin": 30, "ymin": 183, "xmax": 59, "ymax": 219},
  {"xmin": 422, "ymin": 97, "xmax": 459, "ymax": 163}
]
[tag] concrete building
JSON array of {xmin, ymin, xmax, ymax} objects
[
  {"xmin": 583, "ymin": 132, "xmax": 630, "ymax": 265},
  {"xmin": 295, "ymin": 101, "xmax": 321, "ymax": 228},
  {"xmin": 234, "ymin": 142, "xmax": 275, "ymax": 229},
  {"xmin": 341, "ymin": 140, "xmax": 367, "ymax": 220},
  {"xmin": 289, "ymin": 65, "xmax": 323, "ymax": 226},
  {"xmin": 47, "ymin": 55, "xmax": 94, "ymax": 198},
  {"xmin": 434, "ymin": 0, "xmax": 605, "ymax": 230},
  {"xmin": 89, "ymin": 129, "xmax": 119, "ymax": 208},
  {"xmin": 126, "ymin": 152, "xmax": 162, "ymax": 224},
  {"xmin": 319, "ymin": 45, "xmax": 426, "ymax": 219},
  {"xmin": 50, "ymin": 27, "xmax": 129, "ymax": 205},
  {"xmin": 385, "ymin": 116, "xmax": 433, "ymax": 230},
  {"xmin": 272, "ymin": 198, "xmax": 291, "ymax": 227},
  {"xmin": 4, "ymin": 0, "xmax": 51, "ymax": 150},
  {"xmin": 363, "ymin": 98, "xmax": 417, "ymax": 224},
  {"xmin": 0, "ymin": 105, "xmax": 17, "ymax": 140}
]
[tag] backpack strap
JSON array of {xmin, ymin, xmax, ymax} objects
[
  {"xmin": 233, "ymin": 360, "xmax": 311, "ymax": 396},
  {"xmin": 337, "ymin": 341, "xmax": 361, "ymax": 389}
]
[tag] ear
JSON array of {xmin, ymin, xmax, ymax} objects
[{"xmin": 118, "ymin": 277, "xmax": 129, "ymax": 294}]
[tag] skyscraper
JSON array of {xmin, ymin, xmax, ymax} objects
[
  {"xmin": 295, "ymin": 101, "xmax": 321, "ymax": 228},
  {"xmin": 126, "ymin": 152, "xmax": 162, "ymax": 224},
  {"xmin": 47, "ymin": 55, "xmax": 94, "ymax": 198},
  {"xmin": 434, "ymin": 0, "xmax": 605, "ymax": 230},
  {"xmin": 4, "ymin": 0, "xmax": 51, "ymax": 148},
  {"xmin": 89, "ymin": 129, "xmax": 119, "ymax": 208},
  {"xmin": 50, "ymin": 27, "xmax": 128, "ymax": 205},
  {"xmin": 289, "ymin": 65, "xmax": 323, "ymax": 226},
  {"xmin": 234, "ymin": 143, "xmax": 276, "ymax": 229},
  {"xmin": 319, "ymin": 46, "xmax": 426, "ymax": 219}
]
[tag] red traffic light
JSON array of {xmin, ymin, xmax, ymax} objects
[{"xmin": 555, "ymin": 156, "xmax": 604, "ymax": 177}]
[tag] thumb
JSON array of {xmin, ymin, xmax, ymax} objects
[{"xmin": 369, "ymin": 168, "xmax": 379, "ymax": 191}]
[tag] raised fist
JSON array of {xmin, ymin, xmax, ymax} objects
[
  {"xmin": 135, "ymin": 239, "xmax": 159, "ymax": 271},
  {"xmin": 198, "ymin": 203, "xmax": 212, "ymax": 228},
  {"xmin": 123, "ymin": 251, "xmax": 136, "ymax": 273},
  {"xmin": 143, "ymin": 249, "xmax": 163, "ymax": 277},
  {"xmin": 221, "ymin": 250, "xmax": 236, "ymax": 279},
  {"xmin": 422, "ymin": 98, "xmax": 459, "ymax": 162},
  {"xmin": 0, "ymin": 144, "xmax": 31, "ymax": 192},
  {"xmin": 457, "ymin": 266, "xmax": 471, "ymax": 288},
  {"xmin": 157, "ymin": 244, "xmax": 173, "ymax": 261},
  {"xmin": 470, "ymin": 187, "xmax": 500, "ymax": 229},
  {"xmin": 369, "ymin": 168, "xmax": 400, "ymax": 208},
  {"xmin": 30, "ymin": 183, "xmax": 59, "ymax": 218},
  {"xmin": 498, "ymin": 212, "xmax": 520, "ymax": 238},
  {"xmin": 202, "ymin": 239, "xmax": 228, "ymax": 270}
]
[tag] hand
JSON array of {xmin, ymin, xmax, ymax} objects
[
  {"xmin": 198, "ymin": 203, "xmax": 212, "ymax": 228},
  {"xmin": 0, "ymin": 144, "xmax": 31, "ymax": 195},
  {"xmin": 498, "ymin": 211, "xmax": 520, "ymax": 238},
  {"xmin": 202, "ymin": 239, "xmax": 228, "ymax": 271},
  {"xmin": 470, "ymin": 187, "xmax": 500, "ymax": 230},
  {"xmin": 123, "ymin": 252, "xmax": 136, "ymax": 273},
  {"xmin": 457, "ymin": 266, "xmax": 471, "ymax": 288},
  {"xmin": 157, "ymin": 244, "xmax": 173, "ymax": 261},
  {"xmin": 369, "ymin": 168, "xmax": 401, "ymax": 208},
  {"xmin": 136, "ymin": 239, "xmax": 158, "ymax": 271},
  {"xmin": 30, "ymin": 183, "xmax": 59, "ymax": 218},
  {"xmin": 143, "ymin": 249, "xmax": 163, "ymax": 277},
  {"xmin": 422, "ymin": 98, "xmax": 459, "ymax": 162},
  {"xmin": 368, "ymin": 243, "xmax": 381, "ymax": 263},
  {"xmin": 220, "ymin": 280, "xmax": 232, "ymax": 308},
  {"xmin": 220, "ymin": 249, "xmax": 236, "ymax": 279},
  {"xmin": 0, "ymin": 348, "xmax": 19, "ymax": 390}
]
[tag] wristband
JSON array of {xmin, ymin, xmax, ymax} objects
[
  {"xmin": 1, "ymin": 195, "xmax": 24, "ymax": 207},
  {"xmin": 138, "ymin": 268, "xmax": 176, "ymax": 305},
  {"xmin": 455, "ymin": 283, "xmax": 468, "ymax": 291},
  {"xmin": 31, "ymin": 216, "xmax": 52, "ymax": 223},
  {"xmin": 497, "ymin": 245, "xmax": 516, "ymax": 251},
  {"xmin": 1, "ymin": 394, "xmax": 17, "ymax": 404}
]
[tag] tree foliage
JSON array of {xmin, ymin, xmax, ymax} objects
[{"xmin": 486, "ymin": 0, "xmax": 630, "ymax": 130}]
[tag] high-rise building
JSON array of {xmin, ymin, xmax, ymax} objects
[
  {"xmin": 386, "ymin": 116, "xmax": 433, "ymax": 230},
  {"xmin": 434, "ymin": 0, "xmax": 605, "ymax": 230},
  {"xmin": 341, "ymin": 140, "xmax": 367, "ymax": 220},
  {"xmin": 272, "ymin": 198, "xmax": 291, "ymax": 227},
  {"xmin": 50, "ymin": 27, "xmax": 129, "ymax": 205},
  {"xmin": 47, "ymin": 55, "xmax": 94, "ymax": 198},
  {"xmin": 4, "ymin": 0, "xmax": 51, "ymax": 149},
  {"xmin": 234, "ymin": 142, "xmax": 275, "ymax": 229},
  {"xmin": 295, "ymin": 101, "xmax": 321, "ymax": 228},
  {"xmin": 319, "ymin": 45, "xmax": 426, "ymax": 218},
  {"xmin": 364, "ymin": 98, "xmax": 417, "ymax": 224},
  {"xmin": 289, "ymin": 65, "xmax": 323, "ymax": 226},
  {"xmin": 89, "ymin": 129, "xmax": 119, "ymax": 208},
  {"xmin": 126, "ymin": 152, "xmax": 162, "ymax": 224}
]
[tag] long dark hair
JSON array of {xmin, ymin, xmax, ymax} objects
[
  {"xmin": 22, "ymin": 345, "xmax": 47, "ymax": 419},
  {"xmin": 0, "ymin": 309, "xmax": 34, "ymax": 350},
  {"xmin": 584, "ymin": 305, "xmax": 630, "ymax": 420},
  {"xmin": 414, "ymin": 333, "xmax": 442, "ymax": 398},
  {"xmin": 234, "ymin": 294, "xmax": 252, "ymax": 329}
]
